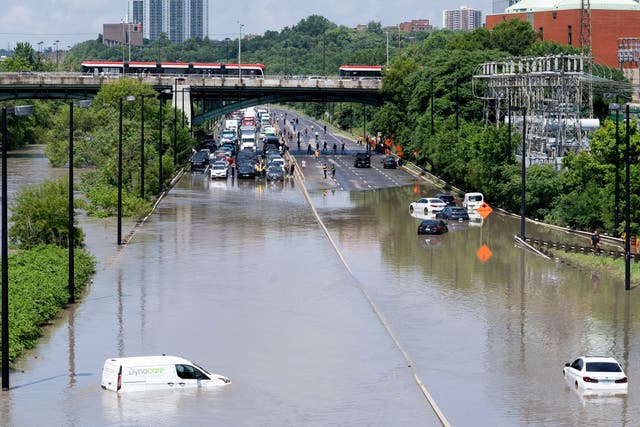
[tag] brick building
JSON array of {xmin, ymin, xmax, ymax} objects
[
  {"xmin": 397, "ymin": 19, "xmax": 433, "ymax": 32},
  {"xmin": 486, "ymin": 0, "xmax": 640, "ymax": 69}
]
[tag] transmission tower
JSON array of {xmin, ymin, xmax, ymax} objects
[{"xmin": 473, "ymin": 55, "xmax": 591, "ymax": 164}]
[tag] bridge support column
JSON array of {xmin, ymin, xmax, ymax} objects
[{"xmin": 173, "ymin": 85, "xmax": 192, "ymax": 127}]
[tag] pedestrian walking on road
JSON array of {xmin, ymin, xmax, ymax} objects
[
  {"xmin": 331, "ymin": 163, "xmax": 336, "ymax": 178},
  {"xmin": 290, "ymin": 162, "xmax": 295, "ymax": 177},
  {"xmin": 323, "ymin": 141, "xmax": 327, "ymax": 153},
  {"xmin": 591, "ymin": 229, "xmax": 601, "ymax": 254},
  {"xmin": 301, "ymin": 159, "xmax": 306, "ymax": 170},
  {"xmin": 307, "ymin": 144, "xmax": 312, "ymax": 155},
  {"xmin": 315, "ymin": 149, "xmax": 320, "ymax": 161},
  {"xmin": 341, "ymin": 141, "xmax": 345, "ymax": 154},
  {"xmin": 323, "ymin": 163, "xmax": 328, "ymax": 179},
  {"xmin": 333, "ymin": 143, "xmax": 337, "ymax": 154},
  {"xmin": 323, "ymin": 124, "xmax": 327, "ymax": 133}
]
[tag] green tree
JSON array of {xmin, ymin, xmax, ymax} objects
[{"xmin": 9, "ymin": 178, "xmax": 85, "ymax": 249}]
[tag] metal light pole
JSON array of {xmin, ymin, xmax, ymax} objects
[
  {"xmin": 2, "ymin": 104, "xmax": 33, "ymax": 391},
  {"xmin": 625, "ymin": 104, "xmax": 631, "ymax": 291},
  {"xmin": 507, "ymin": 100, "xmax": 512, "ymax": 165},
  {"xmin": 520, "ymin": 107, "xmax": 527, "ymax": 239},
  {"xmin": 118, "ymin": 96, "xmax": 136, "ymax": 246},
  {"xmin": 238, "ymin": 22, "xmax": 244, "ymax": 82},
  {"xmin": 68, "ymin": 100, "xmax": 91, "ymax": 304}
]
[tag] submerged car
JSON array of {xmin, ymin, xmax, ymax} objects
[
  {"xmin": 417, "ymin": 219, "xmax": 448, "ymax": 235},
  {"xmin": 435, "ymin": 206, "xmax": 470, "ymax": 221},
  {"xmin": 409, "ymin": 198, "xmax": 447, "ymax": 215},
  {"xmin": 563, "ymin": 356, "xmax": 628, "ymax": 392}
]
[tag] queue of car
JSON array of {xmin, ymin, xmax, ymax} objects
[{"xmin": 190, "ymin": 106, "xmax": 292, "ymax": 183}]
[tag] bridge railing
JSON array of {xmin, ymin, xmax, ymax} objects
[{"xmin": 0, "ymin": 72, "xmax": 382, "ymax": 90}]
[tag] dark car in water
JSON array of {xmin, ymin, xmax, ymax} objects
[
  {"xmin": 190, "ymin": 150, "xmax": 210, "ymax": 173},
  {"xmin": 435, "ymin": 193, "xmax": 456, "ymax": 206},
  {"xmin": 417, "ymin": 219, "xmax": 448, "ymax": 235},
  {"xmin": 382, "ymin": 155, "xmax": 397, "ymax": 169},
  {"xmin": 236, "ymin": 162, "xmax": 257, "ymax": 179},
  {"xmin": 435, "ymin": 206, "xmax": 470, "ymax": 221},
  {"xmin": 266, "ymin": 164, "xmax": 285, "ymax": 181},
  {"xmin": 353, "ymin": 152, "xmax": 371, "ymax": 168}
]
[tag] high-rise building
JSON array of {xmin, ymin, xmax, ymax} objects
[
  {"xmin": 129, "ymin": 0, "xmax": 144, "ymax": 24},
  {"xmin": 443, "ymin": 6, "xmax": 483, "ymax": 30},
  {"xmin": 133, "ymin": 0, "xmax": 208, "ymax": 43}
]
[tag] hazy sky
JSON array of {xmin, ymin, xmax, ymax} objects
[{"xmin": 0, "ymin": 0, "xmax": 494, "ymax": 51}]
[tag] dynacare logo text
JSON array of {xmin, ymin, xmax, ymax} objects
[{"xmin": 128, "ymin": 367, "xmax": 165, "ymax": 376}]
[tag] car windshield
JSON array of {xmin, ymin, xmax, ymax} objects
[{"xmin": 586, "ymin": 362, "xmax": 622, "ymax": 372}]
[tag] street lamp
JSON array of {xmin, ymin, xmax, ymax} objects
[
  {"xmin": 68, "ymin": 100, "xmax": 91, "ymax": 305},
  {"xmin": 624, "ymin": 104, "xmax": 631, "ymax": 291},
  {"xmin": 238, "ymin": 22, "xmax": 244, "ymax": 82},
  {"xmin": 2, "ymin": 104, "xmax": 33, "ymax": 391},
  {"xmin": 140, "ymin": 94, "xmax": 154, "ymax": 199},
  {"xmin": 173, "ymin": 78, "xmax": 185, "ymax": 166},
  {"xmin": 158, "ymin": 89, "xmax": 171, "ymax": 195},
  {"xmin": 118, "ymin": 96, "xmax": 136, "ymax": 246}
]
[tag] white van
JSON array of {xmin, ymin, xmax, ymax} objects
[
  {"xmin": 463, "ymin": 192, "xmax": 484, "ymax": 210},
  {"xmin": 101, "ymin": 355, "xmax": 230, "ymax": 393}
]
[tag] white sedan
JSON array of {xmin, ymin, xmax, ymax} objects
[
  {"xmin": 210, "ymin": 161, "xmax": 228, "ymax": 179},
  {"xmin": 563, "ymin": 356, "xmax": 628, "ymax": 392},
  {"xmin": 409, "ymin": 198, "xmax": 447, "ymax": 215}
]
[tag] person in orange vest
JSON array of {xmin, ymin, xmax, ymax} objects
[{"xmin": 322, "ymin": 163, "xmax": 328, "ymax": 179}]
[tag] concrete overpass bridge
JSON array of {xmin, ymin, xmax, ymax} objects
[{"xmin": 0, "ymin": 73, "xmax": 384, "ymax": 125}]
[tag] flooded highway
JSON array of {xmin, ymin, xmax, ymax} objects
[{"xmin": 1, "ymin": 143, "xmax": 640, "ymax": 426}]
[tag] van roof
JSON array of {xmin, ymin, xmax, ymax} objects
[{"xmin": 105, "ymin": 355, "xmax": 190, "ymax": 365}]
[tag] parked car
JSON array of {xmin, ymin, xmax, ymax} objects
[
  {"xmin": 563, "ymin": 356, "xmax": 628, "ymax": 392},
  {"xmin": 210, "ymin": 161, "xmax": 228, "ymax": 179},
  {"xmin": 435, "ymin": 206, "xmax": 470, "ymax": 221},
  {"xmin": 353, "ymin": 152, "xmax": 371, "ymax": 168},
  {"xmin": 417, "ymin": 219, "xmax": 448, "ymax": 235},
  {"xmin": 190, "ymin": 150, "xmax": 210, "ymax": 173},
  {"xmin": 409, "ymin": 198, "xmax": 447, "ymax": 215},
  {"xmin": 435, "ymin": 193, "xmax": 456, "ymax": 206},
  {"xmin": 266, "ymin": 164, "xmax": 285, "ymax": 181},
  {"xmin": 382, "ymin": 155, "xmax": 397, "ymax": 169}
]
